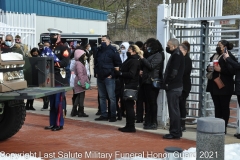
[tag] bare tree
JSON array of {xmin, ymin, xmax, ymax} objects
[{"xmin": 124, "ymin": 0, "xmax": 130, "ymax": 29}]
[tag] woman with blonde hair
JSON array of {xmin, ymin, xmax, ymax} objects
[{"xmin": 115, "ymin": 44, "xmax": 142, "ymax": 132}]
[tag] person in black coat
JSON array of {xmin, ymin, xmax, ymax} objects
[
  {"xmin": 135, "ymin": 41, "xmax": 146, "ymax": 123},
  {"xmin": 179, "ymin": 42, "xmax": 192, "ymax": 131},
  {"xmin": 163, "ymin": 38, "xmax": 185, "ymax": 139},
  {"xmin": 206, "ymin": 40, "xmax": 236, "ymax": 134},
  {"xmin": 223, "ymin": 43, "xmax": 240, "ymax": 139},
  {"xmin": 115, "ymin": 44, "xmax": 141, "ymax": 132},
  {"xmin": 140, "ymin": 38, "xmax": 165, "ymax": 130},
  {"xmin": 94, "ymin": 35, "xmax": 122, "ymax": 122}
]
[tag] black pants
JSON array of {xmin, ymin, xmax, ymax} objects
[
  {"xmin": 136, "ymin": 85, "xmax": 148, "ymax": 121},
  {"xmin": 166, "ymin": 89, "xmax": 182, "ymax": 137},
  {"xmin": 143, "ymin": 84, "xmax": 159, "ymax": 125},
  {"xmin": 72, "ymin": 90, "xmax": 78, "ymax": 104},
  {"xmin": 179, "ymin": 92, "xmax": 189, "ymax": 118},
  {"xmin": 26, "ymin": 99, "xmax": 34, "ymax": 107},
  {"xmin": 211, "ymin": 93, "xmax": 232, "ymax": 128},
  {"xmin": 125, "ymin": 99, "xmax": 135, "ymax": 126},
  {"xmin": 74, "ymin": 92, "xmax": 85, "ymax": 107},
  {"xmin": 42, "ymin": 96, "xmax": 49, "ymax": 109}
]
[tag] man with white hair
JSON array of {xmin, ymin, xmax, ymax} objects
[
  {"xmin": 1, "ymin": 34, "xmax": 24, "ymax": 55},
  {"xmin": 120, "ymin": 42, "xmax": 130, "ymax": 63}
]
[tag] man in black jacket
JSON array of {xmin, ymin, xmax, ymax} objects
[
  {"xmin": 163, "ymin": 38, "xmax": 185, "ymax": 139},
  {"xmin": 94, "ymin": 35, "xmax": 122, "ymax": 122},
  {"xmin": 179, "ymin": 43, "xmax": 192, "ymax": 131}
]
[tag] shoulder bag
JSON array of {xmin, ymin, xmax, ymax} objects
[
  {"xmin": 214, "ymin": 74, "xmax": 225, "ymax": 89},
  {"xmin": 151, "ymin": 78, "xmax": 163, "ymax": 89},
  {"xmin": 123, "ymin": 88, "xmax": 138, "ymax": 101}
]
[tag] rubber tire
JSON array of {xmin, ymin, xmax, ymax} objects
[{"xmin": 0, "ymin": 101, "xmax": 26, "ymax": 141}]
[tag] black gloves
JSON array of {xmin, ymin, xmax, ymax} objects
[{"xmin": 114, "ymin": 70, "xmax": 122, "ymax": 76}]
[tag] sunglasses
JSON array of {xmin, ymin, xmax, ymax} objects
[{"xmin": 5, "ymin": 40, "xmax": 12, "ymax": 41}]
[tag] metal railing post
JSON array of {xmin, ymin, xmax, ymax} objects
[{"xmin": 200, "ymin": 20, "xmax": 209, "ymax": 117}]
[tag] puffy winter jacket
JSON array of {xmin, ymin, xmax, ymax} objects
[{"xmin": 141, "ymin": 52, "xmax": 165, "ymax": 84}]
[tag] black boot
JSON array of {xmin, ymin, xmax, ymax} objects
[
  {"xmin": 117, "ymin": 112, "xmax": 122, "ymax": 120},
  {"xmin": 70, "ymin": 105, "xmax": 78, "ymax": 117},
  {"xmin": 120, "ymin": 125, "xmax": 136, "ymax": 132},
  {"xmin": 181, "ymin": 119, "xmax": 186, "ymax": 132},
  {"xmin": 119, "ymin": 110, "xmax": 136, "ymax": 132},
  {"xmin": 78, "ymin": 106, "xmax": 89, "ymax": 117},
  {"xmin": 25, "ymin": 101, "xmax": 30, "ymax": 110},
  {"xmin": 29, "ymin": 99, "xmax": 35, "ymax": 110}
]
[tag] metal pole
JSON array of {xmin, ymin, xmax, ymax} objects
[
  {"xmin": 237, "ymin": 21, "xmax": 240, "ymax": 134},
  {"xmin": 200, "ymin": 20, "xmax": 208, "ymax": 117}
]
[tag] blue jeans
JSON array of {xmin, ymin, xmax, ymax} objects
[{"xmin": 97, "ymin": 78, "xmax": 116, "ymax": 118}]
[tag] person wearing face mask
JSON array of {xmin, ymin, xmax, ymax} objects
[
  {"xmin": 44, "ymin": 28, "xmax": 70, "ymax": 131},
  {"xmin": 94, "ymin": 35, "xmax": 122, "ymax": 122},
  {"xmin": 206, "ymin": 40, "xmax": 236, "ymax": 134},
  {"xmin": 1, "ymin": 34, "xmax": 24, "ymax": 55},
  {"xmin": 84, "ymin": 43, "xmax": 92, "ymax": 80},
  {"xmin": 120, "ymin": 42, "xmax": 130, "ymax": 63},
  {"xmin": 139, "ymin": 38, "xmax": 165, "ymax": 130},
  {"xmin": 223, "ymin": 42, "xmax": 240, "ymax": 139},
  {"xmin": 38, "ymin": 42, "xmax": 44, "ymax": 53},
  {"xmin": 178, "ymin": 43, "xmax": 192, "ymax": 132},
  {"xmin": 115, "ymin": 45, "xmax": 141, "ymax": 132},
  {"xmin": 25, "ymin": 47, "xmax": 41, "ymax": 110},
  {"xmin": 71, "ymin": 49, "xmax": 90, "ymax": 117},
  {"xmin": 162, "ymin": 38, "xmax": 185, "ymax": 139},
  {"xmin": 118, "ymin": 42, "xmax": 129, "ymax": 118}
]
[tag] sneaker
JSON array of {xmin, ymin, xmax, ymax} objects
[
  {"xmin": 109, "ymin": 117, "xmax": 117, "ymax": 122},
  {"xmin": 237, "ymin": 134, "xmax": 240, "ymax": 139},
  {"xmin": 29, "ymin": 106, "xmax": 36, "ymax": 111},
  {"xmin": 234, "ymin": 133, "xmax": 240, "ymax": 137},
  {"xmin": 95, "ymin": 110, "xmax": 101, "ymax": 115},
  {"xmin": 41, "ymin": 108, "xmax": 48, "ymax": 111},
  {"xmin": 95, "ymin": 116, "xmax": 108, "ymax": 121},
  {"xmin": 143, "ymin": 123, "xmax": 158, "ymax": 130},
  {"xmin": 118, "ymin": 126, "xmax": 136, "ymax": 132},
  {"xmin": 181, "ymin": 126, "xmax": 186, "ymax": 132}
]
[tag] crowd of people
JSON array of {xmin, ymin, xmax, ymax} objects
[{"xmin": 1, "ymin": 32, "xmax": 240, "ymax": 139}]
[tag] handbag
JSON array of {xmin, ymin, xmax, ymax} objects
[
  {"xmin": 70, "ymin": 72, "xmax": 76, "ymax": 87},
  {"xmin": 151, "ymin": 78, "xmax": 162, "ymax": 89},
  {"xmin": 123, "ymin": 89, "xmax": 138, "ymax": 101},
  {"xmin": 214, "ymin": 74, "xmax": 225, "ymax": 89},
  {"xmin": 206, "ymin": 72, "xmax": 213, "ymax": 80}
]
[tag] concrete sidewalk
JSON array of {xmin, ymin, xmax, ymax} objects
[{"xmin": 26, "ymin": 100, "xmax": 239, "ymax": 144}]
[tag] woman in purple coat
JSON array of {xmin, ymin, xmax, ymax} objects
[{"xmin": 71, "ymin": 49, "xmax": 90, "ymax": 117}]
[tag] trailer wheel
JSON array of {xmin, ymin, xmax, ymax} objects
[{"xmin": 0, "ymin": 101, "xmax": 26, "ymax": 141}]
